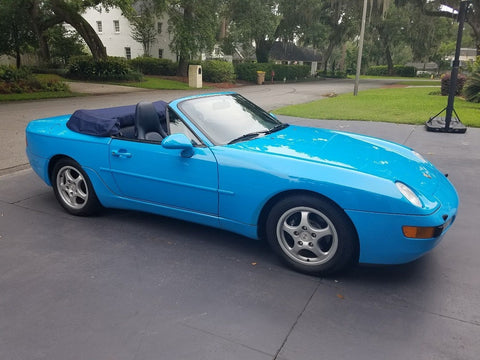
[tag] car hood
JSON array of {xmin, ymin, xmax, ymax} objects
[{"xmin": 230, "ymin": 125, "xmax": 443, "ymax": 196}]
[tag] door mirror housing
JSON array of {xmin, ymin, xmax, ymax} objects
[{"xmin": 161, "ymin": 133, "xmax": 194, "ymax": 158}]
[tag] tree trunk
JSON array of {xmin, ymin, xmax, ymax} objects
[
  {"xmin": 385, "ymin": 44, "xmax": 394, "ymax": 76},
  {"xmin": 322, "ymin": 41, "xmax": 336, "ymax": 74},
  {"xmin": 29, "ymin": 0, "xmax": 51, "ymax": 65},
  {"xmin": 50, "ymin": 0, "xmax": 107, "ymax": 60},
  {"xmin": 255, "ymin": 38, "xmax": 272, "ymax": 63},
  {"xmin": 177, "ymin": 55, "xmax": 188, "ymax": 76}
]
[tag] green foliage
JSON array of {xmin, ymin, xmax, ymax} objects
[
  {"xmin": 0, "ymin": 66, "xmax": 68, "ymax": 94},
  {"xmin": 464, "ymin": 58, "xmax": 480, "ymax": 103},
  {"xmin": 0, "ymin": 0, "xmax": 36, "ymax": 67},
  {"xmin": 201, "ymin": 60, "xmax": 235, "ymax": 83},
  {"xmin": 228, "ymin": 0, "xmax": 280, "ymax": 62},
  {"xmin": 366, "ymin": 65, "xmax": 416, "ymax": 77},
  {"xmin": 0, "ymin": 65, "xmax": 32, "ymax": 82},
  {"xmin": 234, "ymin": 63, "xmax": 265, "ymax": 82},
  {"xmin": 235, "ymin": 63, "xmax": 310, "ymax": 83},
  {"xmin": 441, "ymin": 73, "xmax": 467, "ymax": 96},
  {"xmin": 270, "ymin": 64, "xmax": 311, "ymax": 81},
  {"xmin": 67, "ymin": 56, "xmax": 142, "ymax": 81},
  {"xmin": 129, "ymin": 57, "xmax": 177, "ymax": 76},
  {"xmin": 168, "ymin": 0, "xmax": 222, "ymax": 74},
  {"xmin": 127, "ymin": 1, "xmax": 159, "ymax": 56},
  {"xmin": 47, "ymin": 25, "xmax": 87, "ymax": 66}
]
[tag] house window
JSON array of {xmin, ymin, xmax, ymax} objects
[
  {"xmin": 157, "ymin": 22, "xmax": 163, "ymax": 34},
  {"xmin": 125, "ymin": 47, "xmax": 131, "ymax": 60},
  {"xmin": 96, "ymin": 21, "xmax": 103, "ymax": 33},
  {"xmin": 113, "ymin": 20, "xmax": 120, "ymax": 33},
  {"xmin": 158, "ymin": 49, "xmax": 163, "ymax": 59}
]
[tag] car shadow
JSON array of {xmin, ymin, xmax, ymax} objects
[{"xmin": 92, "ymin": 208, "xmax": 435, "ymax": 283}]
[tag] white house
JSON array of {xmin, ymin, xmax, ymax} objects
[{"xmin": 80, "ymin": 6, "xmax": 176, "ymax": 61}]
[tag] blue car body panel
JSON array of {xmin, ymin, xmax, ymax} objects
[{"xmin": 25, "ymin": 92, "xmax": 459, "ymax": 265}]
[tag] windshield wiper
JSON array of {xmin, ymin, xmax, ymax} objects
[
  {"xmin": 228, "ymin": 131, "xmax": 267, "ymax": 144},
  {"xmin": 265, "ymin": 123, "xmax": 289, "ymax": 134},
  {"xmin": 227, "ymin": 123, "xmax": 289, "ymax": 145}
]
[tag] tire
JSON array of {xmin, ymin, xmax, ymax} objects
[
  {"xmin": 265, "ymin": 195, "xmax": 358, "ymax": 275},
  {"xmin": 52, "ymin": 158, "xmax": 101, "ymax": 216}
]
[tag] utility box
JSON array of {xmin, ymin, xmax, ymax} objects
[{"xmin": 188, "ymin": 65, "xmax": 202, "ymax": 88}]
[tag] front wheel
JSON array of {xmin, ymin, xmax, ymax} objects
[
  {"xmin": 52, "ymin": 159, "xmax": 101, "ymax": 216},
  {"xmin": 266, "ymin": 195, "xmax": 358, "ymax": 275}
]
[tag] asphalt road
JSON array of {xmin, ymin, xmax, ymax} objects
[{"xmin": 1, "ymin": 80, "xmax": 479, "ymax": 359}]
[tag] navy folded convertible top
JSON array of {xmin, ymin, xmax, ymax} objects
[{"xmin": 67, "ymin": 101, "xmax": 168, "ymax": 137}]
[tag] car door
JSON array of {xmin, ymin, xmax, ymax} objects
[{"xmin": 108, "ymin": 138, "xmax": 219, "ymax": 216}]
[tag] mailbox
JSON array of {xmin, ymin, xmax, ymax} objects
[{"xmin": 188, "ymin": 65, "xmax": 202, "ymax": 88}]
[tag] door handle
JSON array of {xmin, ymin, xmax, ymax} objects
[{"xmin": 111, "ymin": 149, "xmax": 132, "ymax": 158}]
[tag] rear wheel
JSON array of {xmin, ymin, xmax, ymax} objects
[
  {"xmin": 266, "ymin": 195, "xmax": 358, "ymax": 275},
  {"xmin": 52, "ymin": 159, "xmax": 100, "ymax": 216}
]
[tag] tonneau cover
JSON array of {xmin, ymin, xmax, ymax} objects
[{"xmin": 67, "ymin": 101, "xmax": 168, "ymax": 137}]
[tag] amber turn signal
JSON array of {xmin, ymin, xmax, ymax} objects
[{"xmin": 402, "ymin": 226, "xmax": 437, "ymax": 239}]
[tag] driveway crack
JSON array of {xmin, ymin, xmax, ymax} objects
[{"xmin": 273, "ymin": 280, "xmax": 320, "ymax": 359}]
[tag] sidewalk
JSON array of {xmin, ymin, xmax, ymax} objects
[{"xmin": 65, "ymin": 81, "xmax": 149, "ymax": 95}]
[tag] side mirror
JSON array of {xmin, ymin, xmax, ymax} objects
[{"xmin": 161, "ymin": 133, "xmax": 194, "ymax": 158}]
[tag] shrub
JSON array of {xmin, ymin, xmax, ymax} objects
[
  {"xmin": 0, "ymin": 65, "xmax": 32, "ymax": 82},
  {"xmin": 67, "ymin": 56, "xmax": 142, "ymax": 81},
  {"xmin": 394, "ymin": 65, "xmax": 416, "ymax": 77},
  {"xmin": 440, "ymin": 73, "xmax": 467, "ymax": 96},
  {"xmin": 129, "ymin": 57, "xmax": 177, "ymax": 76},
  {"xmin": 201, "ymin": 60, "xmax": 235, "ymax": 83},
  {"xmin": 366, "ymin": 65, "xmax": 415, "ymax": 77},
  {"xmin": 0, "ymin": 66, "xmax": 69, "ymax": 94},
  {"xmin": 365, "ymin": 66, "xmax": 389, "ymax": 76},
  {"xmin": 235, "ymin": 63, "xmax": 269, "ymax": 82},
  {"xmin": 464, "ymin": 71, "xmax": 480, "ymax": 103},
  {"xmin": 235, "ymin": 63, "xmax": 310, "ymax": 83}
]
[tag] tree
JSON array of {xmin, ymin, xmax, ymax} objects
[
  {"xmin": 24, "ymin": 0, "xmax": 136, "ymax": 62},
  {"xmin": 47, "ymin": 25, "xmax": 87, "ymax": 65},
  {"xmin": 412, "ymin": 0, "xmax": 480, "ymax": 55},
  {"xmin": 405, "ymin": 5, "xmax": 458, "ymax": 64},
  {"xmin": 128, "ymin": 1, "xmax": 160, "ymax": 56},
  {"xmin": 0, "ymin": 0, "xmax": 36, "ymax": 68},
  {"xmin": 227, "ymin": 0, "xmax": 279, "ymax": 63},
  {"xmin": 167, "ymin": 0, "xmax": 222, "ymax": 75}
]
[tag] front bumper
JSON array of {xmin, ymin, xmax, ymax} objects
[{"xmin": 347, "ymin": 206, "xmax": 457, "ymax": 265}]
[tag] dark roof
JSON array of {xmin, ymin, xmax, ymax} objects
[{"xmin": 269, "ymin": 42, "xmax": 322, "ymax": 62}]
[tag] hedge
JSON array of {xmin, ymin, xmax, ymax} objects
[
  {"xmin": 235, "ymin": 63, "xmax": 310, "ymax": 83},
  {"xmin": 129, "ymin": 57, "xmax": 177, "ymax": 76},
  {"xmin": 67, "ymin": 56, "xmax": 142, "ymax": 81},
  {"xmin": 201, "ymin": 60, "xmax": 235, "ymax": 83},
  {"xmin": 366, "ymin": 65, "xmax": 416, "ymax": 77}
]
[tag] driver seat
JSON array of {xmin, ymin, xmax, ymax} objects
[{"xmin": 135, "ymin": 101, "xmax": 167, "ymax": 141}]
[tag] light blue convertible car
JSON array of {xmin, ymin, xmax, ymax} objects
[{"xmin": 26, "ymin": 92, "xmax": 458, "ymax": 275}]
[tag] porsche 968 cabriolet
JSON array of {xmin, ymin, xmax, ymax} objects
[{"xmin": 26, "ymin": 92, "xmax": 458, "ymax": 275}]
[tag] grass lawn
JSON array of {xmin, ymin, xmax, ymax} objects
[
  {"xmin": 111, "ymin": 76, "xmax": 192, "ymax": 90},
  {"xmin": 274, "ymin": 86, "xmax": 480, "ymax": 127},
  {"xmin": 0, "ymin": 91, "xmax": 77, "ymax": 101}
]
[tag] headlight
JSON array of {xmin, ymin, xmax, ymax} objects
[
  {"xmin": 396, "ymin": 182, "xmax": 422, "ymax": 208},
  {"xmin": 412, "ymin": 150, "xmax": 427, "ymax": 162}
]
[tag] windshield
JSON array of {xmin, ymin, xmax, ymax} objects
[{"xmin": 178, "ymin": 93, "xmax": 283, "ymax": 145}]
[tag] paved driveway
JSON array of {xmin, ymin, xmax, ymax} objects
[{"xmin": 1, "ymin": 113, "xmax": 479, "ymax": 359}]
